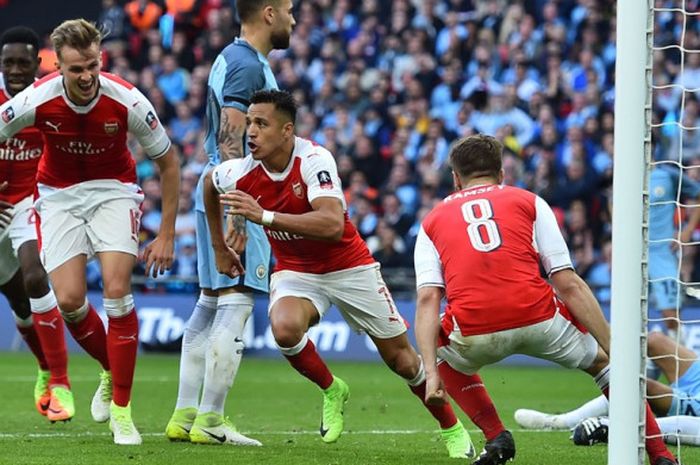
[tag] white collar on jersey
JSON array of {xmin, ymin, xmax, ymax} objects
[{"xmin": 259, "ymin": 137, "xmax": 299, "ymax": 182}]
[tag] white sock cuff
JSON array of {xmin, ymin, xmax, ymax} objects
[
  {"xmin": 14, "ymin": 314, "xmax": 33, "ymax": 328},
  {"xmin": 30, "ymin": 291, "xmax": 57, "ymax": 314},
  {"xmin": 277, "ymin": 333, "xmax": 309, "ymax": 356},
  {"xmin": 61, "ymin": 300, "xmax": 89, "ymax": 323},
  {"xmin": 407, "ymin": 357, "xmax": 426, "ymax": 387},
  {"xmin": 198, "ymin": 292, "xmax": 218, "ymax": 309},
  {"xmin": 104, "ymin": 294, "xmax": 135, "ymax": 318},
  {"xmin": 594, "ymin": 365, "xmax": 610, "ymax": 391},
  {"xmin": 218, "ymin": 292, "xmax": 254, "ymax": 307}
]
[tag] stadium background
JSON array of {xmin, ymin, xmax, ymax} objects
[
  {"xmin": 0, "ymin": 0, "xmax": 699, "ymax": 358},
  {"xmin": 0, "ymin": 2, "xmax": 699, "ymax": 465}
]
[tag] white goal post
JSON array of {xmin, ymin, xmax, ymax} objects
[{"xmin": 609, "ymin": 0, "xmax": 653, "ymax": 464}]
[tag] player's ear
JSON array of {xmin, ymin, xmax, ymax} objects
[
  {"xmin": 498, "ymin": 168, "xmax": 505, "ymax": 184},
  {"xmin": 452, "ymin": 170, "xmax": 462, "ymax": 190},
  {"xmin": 262, "ymin": 5, "xmax": 275, "ymax": 25},
  {"xmin": 283, "ymin": 121, "xmax": 294, "ymax": 138}
]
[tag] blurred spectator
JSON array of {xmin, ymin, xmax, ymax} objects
[
  {"xmin": 169, "ymin": 102, "xmax": 201, "ymax": 149},
  {"xmin": 67, "ymin": 0, "xmax": 696, "ymax": 294},
  {"xmin": 99, "ymin": 0, "xmax": 128, "ymax": 42},
  {"xmin": 157, "ymin": 54, "xmax": 190, "ymax": 104},
  {"xmin": 125, "ymin": 0, "xmax": 163, "ymax": 33}
]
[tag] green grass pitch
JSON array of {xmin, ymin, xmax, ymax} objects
[{"xmin": 0, "ymin": 353, "xmax": 697, "ymax": 465}]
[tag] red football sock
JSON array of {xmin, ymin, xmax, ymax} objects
[
  {"xmin": 66, "ymin": 305, "xmax": 110, "ymax": 371},
  {"xmin": 284, "ymin": 339, "xmax": 334, "ymax": 390},
  {"xmin": 32, "ymin": 308, "xmax": 69, "ymax": 387},
  {"xmin": 409, "ymin": 380, "xmax": 459, "ymax": 429},
  {"xmin": 17, "ymin": 324, "xmax": 48, "ymax": 371},
  {"xmin": 107, "ymin": 310, "xmax": 139, "ymax": 407},
  {"xmin": 439, "ymin": 362, "xmax": 505, "ymax": 440},
  {"xmin": 601, "ymin": 387, "xmax": 675, "ymax": 463}
]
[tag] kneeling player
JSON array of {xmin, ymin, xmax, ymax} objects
[
  {"xmin": 414, "ymin": 134, "xmax": 678, "ymax": 465},
  {"xmin": 206, "ymin": 89, "xmax": 474, "ymax": 459}
]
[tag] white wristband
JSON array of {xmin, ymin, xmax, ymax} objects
[{"xmin": 261, "ymin": 210, "xmax": 275, "ymax": 226}]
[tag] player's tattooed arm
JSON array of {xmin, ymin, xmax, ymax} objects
[
  {"xmin": 218, "ymin": 107, "xmax": 247, "ymax": 161},
  {"xmin": 219, "ymin": 107, "xmax": 248, "ymax": 251}
]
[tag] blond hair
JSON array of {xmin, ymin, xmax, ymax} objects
[{"xmin": 50, "ymin": 19, "xmax": 102, "ymax": 59}]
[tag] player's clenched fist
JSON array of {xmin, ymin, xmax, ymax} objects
[
  {"xmin": 424, "ymin": 372, "xmax": 447, "ymax": 406},
  {"xmin": 220, "ymin": 191, "xmax": 264, "ymax": 224}
]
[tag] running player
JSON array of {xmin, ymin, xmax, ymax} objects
[
  {"xmin": 0, "ymin": 19, "xmax": 180, "ymax": 444},
  {"xmin": 0, "ymin": 26, "xmax": 70, "ymax": 421},
  {"xmin": 207, "ymin": 89, "xmax": 474, "ymax": 459}
]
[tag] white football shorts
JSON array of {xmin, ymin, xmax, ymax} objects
[
  {"xmin": 269, "ymin": 263, "xmax": 408, "ymax": 339},
  {"xmin": 35, "ymin": 180, "xmax": 144, "ymax": 273},
  {"xmin": 0, "ymin": 195, "xmax": 39, "ymax": 285},
  {"xmin": 438, "ymin": 300, "xmax": 599, "ymax": 374}
]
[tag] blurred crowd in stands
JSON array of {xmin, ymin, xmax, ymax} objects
[{"xmin": 37, "ymin": 0, "xmax": 699, "ymax": 298}]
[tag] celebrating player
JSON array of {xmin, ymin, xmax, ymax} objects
[
  {"xmin": 0, "ymin": 26, "xmax": 71, "ymax": 421},
  {"xmin": 206, "ymin": 89, "xmax": 474, "ymax": 458},
  {"xmin": 413, "ymin": 134, "xmax": 677, "ymax": 465},
  {"xmin": 516, "ymin": 331, "xmax": 700, "ymax": 446},
  {"xmin": 0, "ymin": 19, "xmax": 180, "ymax": 445},
  {"xmin": 165, "ymin": 0, "xmax": 292, "ymax": 446}
]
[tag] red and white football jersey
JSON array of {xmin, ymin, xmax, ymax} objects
[
  {"xmin": 0, "ymin": 72, "xmax": 170, "ymax": 188},
  {"xmin": 212, "ymin": 136, "xmax": 375, "ymax": 274},
  {"xmin": 414, "ymin": 184, "xmax": 573, "ymax": 336},
  {"xmin": 0, "ymin": 74, "xmax": 44, "ymax": 204}
]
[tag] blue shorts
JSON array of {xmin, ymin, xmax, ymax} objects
[
  {"xmin": 648, "ymin": 244, "xmax": 681, "ymax": 310},
  {"xmin": 195, "ymin": 209, "xmax": 271, "ymax": 292},
  {"xmin": 669, "ymin": 360, "xmax": 700, "ymax": 416}
]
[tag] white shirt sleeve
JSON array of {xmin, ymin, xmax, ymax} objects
[
  {"xmin": 127, "ymin": 87, "xmax": 171, "ymax": 159},
  {"xmin": 211, "ymin": 159, "xmax": 245, "ymax": 194},
  {"xmin": 414, "ymin": 226, "xmax": 445, "ymax": 289},
  {"xmin": 0, "ymin": 85, "xmax": 36, "ymax": 142},
  {"xmin": 534, "ymin": 195, "xmax": 573, "ymax": 276},
  {"xmin": 301, "ymin": 150, "xmax": 346, "ymax": 207}
]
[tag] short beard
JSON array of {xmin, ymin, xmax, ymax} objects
[{"xmin": 270, "ymin": 30, "xmax": 290, "ymax": 50}]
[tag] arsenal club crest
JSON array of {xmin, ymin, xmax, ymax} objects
[
  {"xmin": 292, "ymin": 181, "xmax": 303, "ymax": 198},
  {"xmin": 104, "ymin": 121, "xmax": 119, "ymax": 135}
]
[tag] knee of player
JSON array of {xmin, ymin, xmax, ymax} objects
[
  {"xmin": 21, "ymin": 266, "xmax": 49, "ymax": 296},
  {"xmin": 647, "ymin": 331, "xmax": 668, "ymax": 355},
  {"xmin": 270, "ymin": 320, "xmax": 306, "ymax": 348},
  {"xmin": 56, "ymin": 292, "xmax": 88, "ymax": 313},
  {"xmin": 387, "ymin": 347, "xmax": 421, "ymax": 379},
  {"xmin": 102, "ymin": 281, "xmax": 132, "ymax": 300}
]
